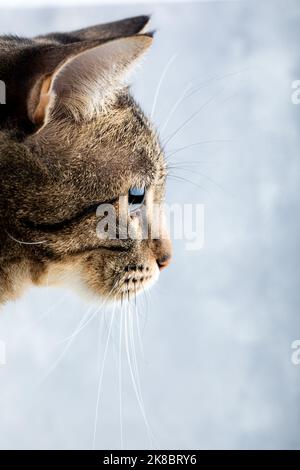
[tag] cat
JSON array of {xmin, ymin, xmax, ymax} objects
[{"xmin": 0, "ymin": 15, "xmax": 172, "ymax": 305}]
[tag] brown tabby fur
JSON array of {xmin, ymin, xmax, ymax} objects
[{"xmin": 0, "ymin": 16, "xmax": 171, "ymax": 305}]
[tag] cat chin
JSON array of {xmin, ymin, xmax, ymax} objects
[
  {"xmin": 78, "ymin": 272, "xmax": 160, "ymax": 305},
  {"xmin": 49, "ymin": 266, "xmax": 160, "ymax": 305}
]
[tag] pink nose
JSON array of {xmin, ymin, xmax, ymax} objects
[{"xmin": 156, "ymin": 254, "xmax": 172, "ymax": 271}]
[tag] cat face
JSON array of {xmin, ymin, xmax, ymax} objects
[{"xmin": 0, "ymin": 16, "xmax": 172, "ymax": 303}]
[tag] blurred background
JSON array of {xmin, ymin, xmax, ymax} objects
[{"xmin": 0, "ymin": 0, "xmax": 300, "ymax": 450}]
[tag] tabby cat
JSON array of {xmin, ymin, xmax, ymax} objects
[{"xmin": 0, "ymin": 16, "xmax": 172, "ymax": 305}]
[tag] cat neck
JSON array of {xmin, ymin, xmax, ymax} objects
[{"xmin": 0, "ymin": 241, "xmax": 32, "ymax": 304}]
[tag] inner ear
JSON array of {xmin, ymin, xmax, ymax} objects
[
  {"xmin": 32, "ymin": 75, "xmax": 53, "ymax": 125},
  {"xmin": 28, "ymin": 34, "xmax": 153, "ymax": 127}
]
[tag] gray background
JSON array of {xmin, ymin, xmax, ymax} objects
[{"xmin": 0, "ymin": 0, "xmax": 300, "ymax": 450}]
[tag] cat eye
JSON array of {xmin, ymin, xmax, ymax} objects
[{"xmin": 128, "ymin": 187, "xmax": 145, "ymax": 213}]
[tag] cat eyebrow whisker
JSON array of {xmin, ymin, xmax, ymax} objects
[
  {"xmin": 160, "ymin": 82, "xmax": 193, "ymax": 135},
  {"xmin": 160, "ymin": 67, "xmax": 250, "ymax": 138},
  {"xmin": 162, "ymin": 88, "xmax": 225, "ymax": 150},
  {"xmin": 165, "ymin": 139, "xmax": 233, "ymax": 160},
  {"xmin": 167, "ymin": 165, "xmax": 233, "ymax": 196},
  {"xmin": 150, "ymin": 53, "xmax": 177, "ymax": 119}
]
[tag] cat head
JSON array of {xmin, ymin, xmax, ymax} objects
[{"xmin": 0, "ymin": 16, "xmax": 172, "ymax": 303}]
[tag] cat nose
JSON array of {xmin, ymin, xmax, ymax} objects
[
  {"xmin": 151, "ymin": 237, "xmax": 172, "ymax": 271},
  {"xmin": 156, "ymin": 253, "xmax": 171, "ymax": 271}
]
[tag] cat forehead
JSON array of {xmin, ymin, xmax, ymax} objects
[
  {"xmin": 81, "ymin": 102, "xmax": 165, "ymax": 189},
  {"xmin": 34, "ymin": 93, "xmax": 165, "ymax": 197},
  {"xmin": 52, "ymin": 93, "xmax": 162, "ymax": 164}
]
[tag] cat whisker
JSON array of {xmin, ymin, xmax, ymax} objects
[
  {"xmin": 167, "ymin": 165, "xmax": 233, "ymax": 197},
  {"xmin": 150, "ymin": 53, "xmax": 177, "ymax": 119},
  {"xmin": 56, "ymin": 279, "xmax": 121, "ymax": 347},
  {"xmin": 185, "ymin": 66, "xmax": 252, "ymax": 98},
  {"xmin": 37, "ymin": 303, "xmax": 96, "ymax": 386},
  {"xmin": 165, "ymin": 158, "xmax": 221, "ymax": 167},
  {"xmin": 165, "ymin": 139, "xmax": 233, "ymax": 160},
  {"xmin": 139, "ymin": 283, "xmax": 149, "ymax": 345},
  {"xmin": 160, "ymin": 67, "xmax": 249, "ymax": 139},
  {"xmin": 160, "ymin": 82, "xmax": 193, "ymax": 135},
  {"xmin": 38, "ymin": 280, "xmax": 119, "ymax": 386},
  {"xmin": 124, "ymin": 299, "xmax": 154, "ymax": 449},
  {"xmin": 128, "ymin": 300, "xmax": 143, "ymax": 404},
  {"xmin": 5, "ymin": 230, "xmax": 46, "ymax": 245},
  {"xmin": 167, "ymin": 173, "xmax": 209, "ymax": 193},
  {"xmin": 55, "ymin": 305, "xmax": 98, "ymax": 346},
  {"xmin": 162, "ymin": 88, "xmax": 225, "ymax": 150},
  {"xmin": 89, "ymin": 279, "xmax": 124, "ymax": 449},
  {"xmin": 17, "ymin": 291, "xmax": 70, "ymax": 340},
  {"xmin": 92, "ymin": 304, "xmax": 116, "ymax": 450},
  {"xmin": 134, "ymin": 286, "xmax": 145, "ymax": 361},
  {"xmin": 118, "ymin": 301, "xmax": 124, "ymax": 450}
]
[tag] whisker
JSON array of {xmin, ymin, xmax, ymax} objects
[
  {"xmin": 160, "ymin": 82, "xmax": 192, "ymax": 135},
  {"xmin": 16, "ymin": 291, "xmax": 70, "ymax": 340},
  {"xmin": 55, "ymin": 305, "xmax": 99, "ymax": 346},
  {"xmin": 92, "ymin": 305, "xmax": 116, "ymax": 450},
  {"xmin": 118, "ymin": 303, "xmax": 124, "ymax": 450},
  {"xmin": 162, "ymin": 88, "xmax": 225, "ymax": 149},
  {"xmin": 124, "ymin": 301, "xmax": 154, "ymax": 449},
  {"xmin": 186, "ymin": 66, "xmax": 252, "ymax": 98},
  {"xmin": 168, "ymin": 173, "xmax": 209, "ymax": 193},
  {"xmin": 151, "ymin": 53, "xmax": 177, "ymax": 119},
  {"xmin": 38, "ymin": 280, "xmax": 119, "ymax": 386},
  {"xmin": 167, "ymin": 165, "xmax": 234, "ymax": 197},
  {"xmin": 139, "ymin": 284, "xmax": 150, "ymax": 350},
  {"xmin": 165, "ymin": 139, "xmax": 233, "ymax": 160},
  {"xmin": 128, "ymin": 301, "xmax": 143, "ymax": 402},
  {"xmin": 135, "ymin": 287, "xmax": 145, "ymax": 361},
  {"xmin": 165, "ymin": 159, "xmax": 221, "ymax": 167},
  {"xmin": 5, "ymin": 230, "xmax": 46, "ymax": 245},
  {"xmin": 37, "ymin": 304, "xmax": 96, "ymax": 385},
  {"xmin": 56, "ymin": 280, "xmax": 119, "ymax": 346},
  {"xmin": 160, "ymin": 67, "xmax": 250, "ymax": 138}
]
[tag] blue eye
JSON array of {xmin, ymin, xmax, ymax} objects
[{"xmin": 128, "ymin": 187, "xmax": 145, "ymax": 212}]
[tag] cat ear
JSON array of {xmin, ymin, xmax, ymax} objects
[
  {"xmin": 36, "ymin": 16, "xmax": 150, "ymax": 44},
  {"xmin": 28, "ymin": 34, "xmax": 153, "ymax": 126}
]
